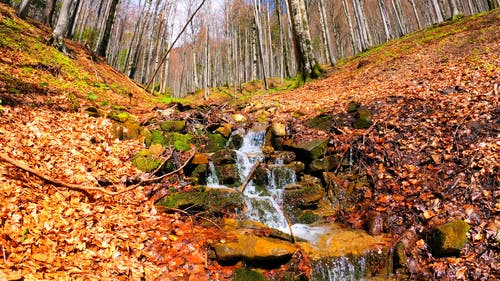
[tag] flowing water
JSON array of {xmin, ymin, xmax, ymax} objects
[{"xmin": 207, "ymin": 127, "xmax": 390, "ymax": 280}]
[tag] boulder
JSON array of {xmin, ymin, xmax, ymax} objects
[
  {"xmin": 212, "ymin": 231, "xmax": 296, "ymax": 264},
  {"xmin": 160, "ymin": 120, "xmax": 186, "ymax": 132},
  {"xmin": 165, "ymin": 133, "xmax": 192, "ymax": 152},
  {"xmin": 431, "ymin": 220, "xmax": 470, "ymax": 257},
  {"xmin": 111, "ymin": 120, "xmax": 141, "ymax": 140},
  {"xmin": 191, "ymin": 153, "xmax": 209, "ymax": 165},
  {"xmin": 284, "ymin": 175, "xmax": 324, "ymax": 209},
  {"xmin": 270, "ymin": 122, "xmax": 287, "ymax": 137},
  {"xmin": 211, "ymin": 149, "xmax": 237, "ymax": 165},
  {"xmin": 107, "ymin": 110, "xmax": 134, "ymax": 123},
  {"xmin": 157, "ymin": 189, "xmax": 243, "ymax": 215},
  {"xmin": 145, "ymin": 130, "xmax": 166, "ymax": 147},
  {"xmin": 227, "ymin": 131, "xmax": 244, "ymax": 149},
  {"xmin": 216, "ymin": 123, "xmax": 233, "ymax": 138},
  {"xmin": 353, "ymin": 109, "xmax": 373, "ymax": 129},
  {"xmin": 206, "ymin": 133, "xmax": 227, "ymax": 152},
  {"xmin": 287, "ymin": 138, "xmax": 329, "ymax": 162},
  {"xmin": 304, "ymin": 114, "xmax": 334, "ymax": 131},
  {"xmin": 132, "ymin": 148, "xmax": 162, "ymax": 173}
]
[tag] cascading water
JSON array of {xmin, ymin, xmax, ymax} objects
[{"xmin": 206, "ymin": 127, "xmax": 390, "ymax": 280}]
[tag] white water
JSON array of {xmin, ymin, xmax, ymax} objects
[{"xmin": 207, "ymin": 128, "xmax": 292, "ymax": 231}]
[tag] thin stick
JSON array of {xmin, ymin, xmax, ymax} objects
[
  {"xmin": 238, "ymin": 160, "xmax": 261, "ymax": 193},
  {"xmin": 145, "ymin": 0, "xmax": 207, "ymax": 90}
]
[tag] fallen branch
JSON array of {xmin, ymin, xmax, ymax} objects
[
  {"xmin": 0, "ymin": 148, "xmax": 195, "ymax": 196},
  {"xmin": 238, "ymin": 160, "xmax": 261, "ymax": 193}
]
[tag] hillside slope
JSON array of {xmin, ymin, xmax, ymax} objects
[{"xmin": 0, "ymin": 3, "xmax": 498, "ymax": 280}]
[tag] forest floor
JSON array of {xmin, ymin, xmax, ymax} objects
[{"xmin": 0, "ymin": 3, "xmax": 498, "ymax": 281}]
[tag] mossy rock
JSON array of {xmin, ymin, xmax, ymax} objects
[
  {"xmin": 132, "ymin": 150, "xmax": 162, "ymax": 172},
  {"xmin": 215, "ymin": 123, "xmax": 233, "ymax": 138},
  {"xmin": 145, "ymin": 130, "xmax": 166, "ymax": 147},
  {"xmin": 157, "ymin": 189, "xmax": 243, "ymax": 215},
  {"xmin": 227, "ymin": 132, "xmax": 244, "ymax": 150},
  {"xmin": 393, "ymin": 241, "xmax": 407, "ymax": 269},
  {"xmin": 107, "ymin": 110, "xmax": 134, "ymax": 123},
  {"xmin": 304, "ymin": 114, "xmax": 333, "ymax": 131},
  {"xmin": 191, "ymin": 164, "xmax": 208, "ymax": 185},
  {"xmin": 284, "ymin": 176, "xmax": 324, "ymax": 209},
  {"xmin": 234, "ymin": 269, "xmax": 267, "ymax": 281},
  {"xmin": 160, "ymin": 120, "xmax": 186, "ymax": 132},
  {"xmin": 347, "ymin": 101, "xmax": 361, "ymax": 113},
  {"xmin": 212, "ymin": 149, "xmax": 237, "ymax": 165},
  {"xmin": 431, "ymin": 220, "xmax": 470, "ymax": 257},
  {"xmin": 292, "ymin": 210, "xmax": 320, "ymax": 224},
  {"xmin": 288, "ymin": 138, "xmax": 329, "ymax": 162},
  {"xmin": 171, "ymin": 133, "xmax": 192, "ymax": 151},
  {"xmin": 206, "ymin": 132, "xmax": 227, "ymax": 153},
  {"xmin": 85, "ymin": 106, "xmax": 101, "ymax": 118},
  {"xmin": 309, "ymin": 156, "xmax": 340, "ymax": 173},
  {"xmin": 111, "ymin": 120, "xmax": 141, "ymax": 140},
  {"xmin": 353, "ymin": 109, "xmax": 373, "ymax": 129}
]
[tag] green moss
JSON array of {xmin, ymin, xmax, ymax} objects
[
  {"xmin": 353, "ymin": 109, "xmax": 372, "ymax": 129},
  {"xmin": 156, "ymin": 190, "xmax": 243, "ymax": 215},
  {"xmin": 206, "ymin": 133, "xmax": 227, "ymax": 152},
  {"xmin": 160, "ymin": 120, "xmax": 186, "ymax": 132},
  {"xmin": 145, "ymin": 130, "xmax": 166, "ymax": 147},
  {"xmin": 107, "ymin": 110, "xmax": 134, "ymax": 123},
  {"xmin": 234, "ymin": 269, "xmax": 267, "ymax": 281},
  {"xmin": 431, "ymin": 220, "xmax": 470, "ymax": 257},
  {"xmin": 132, "ymin": 150, "xmax": 162, "ymax": 172},
  {"xmin": 304, "ymin": 114, "xmax": 333, "ymax": 131}
]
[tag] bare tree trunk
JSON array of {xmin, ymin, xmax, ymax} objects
[
  {"xmin": 431, "ymin": 0, "xmax": 444, "ymax": 22},
  {"xmin": 409, "ymin": 0, "xmax": 422, "ymax": 29},
  {"xmin": 50, "ymin": 0, "xmax": 74, "ymax": 53},
  {"xmin": 17, "ymin": 0, "xmax": 32, "ymax": 19},
  {"xmin": 252, "ymin": 0, "xmax": 267, "ymax": 89},
  {"xmin": 342, "ymin": 0, "xmax": 360, "ymax": 54},
  {"xmin": 97, "ymin": 0, "xmax": 119, "ymax": 57},
  {"xmin": 318, "ymin": 0, "xmax": 335, "ymax": 65},
  {"xmin": 42, "ymin": 0, "xmax": 56, "ymax": 26},
  {"xmin": 448, "ymin": 0, "xmax": 461, "ymax": 17},
  {"xmin": 377, "ymin": 0, "xmax": 393, "ymax": 41},
  {"xmin": 287, "ymin": 0, "xmax": 318, "ymax": 78},
  {"xmin": 204, "ymin": 22, "xmax": 210, "ymax": 100}
]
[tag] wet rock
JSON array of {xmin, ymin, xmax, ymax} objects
[
  {"xmin": 157, "ymin": 189, "xmax": 243, "ymax": 215},
  {"xmin": 393, "ymin": 241, "xmax": 407, "ymax": 270},
  {"xmin": 262, "ymin": 146, "xmax": 275, "ymax": 156},
  {"xmin": 211, "ymin": 231, "xmax": 296, "ymax": 265},
  {"xmin": 304, "ymin": 114, "xmax": 333, "ymax": 131},
  {"xmin": 234, "ymin": 269, "xmax": 267, "ymax": 281},
  {"xmin": 227, "ymin": 130, "xmax": 244, "ymax": 149},
  {"xmin": 289, "ymin": 161, "xmax": 305, "ymax": 173},
  {"xmin": 431, "ymin": 220, "xmax": 470, "ymax": 257},
  {"xmin": 286, "ymin": 138, "xmax": 329, "ymax": 162},
  {"xmin": 309, "ymin": 156, "xmax": 340, "ymax": 173},
  {"xmin": 191, "ymin": 164, "xmax": 208, "ymax": 184},
  {"xmin": 284, "ymin": 175, "xmax": 324, "ymax": 209},
  {"xmin": 215, "ymin": 123, "xmax": 233, "ymax": 138},
  {"xmin": 206, "ymin": 132, "xmax": 227, "ymax": 152},
  {"xmin": 191, "ymin": 153, "xmax": 209, "ymax": 165},
  {"xmin": 212, "ymin": 149, "xmax": 237, "ymax": 165},
  {"xmin": 270, "ymin": 122, "xmax": 287, "ymax": 136},
  {"xmin": 231, "ymin": 114, "xmax": 247, "ymax": 123},
  {"xmin": 217, "ymin": 164, "xmax": 240, "ymax": 186},
  {"xmin": 353, "ymin": 109, "xmax": 373, "ymax": 129},
  {"xmin": 273, "ymin": 151, "xmax": 296, "ymax": 164},
  {"xmin": 160, "ymin": 120, "xmax": 186, "ymax": 132}
]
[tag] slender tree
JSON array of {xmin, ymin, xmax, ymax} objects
[{"xmin": 50, "ymin": 0, "xmax": 74, "ymax": 53}]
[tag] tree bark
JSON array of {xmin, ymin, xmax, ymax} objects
[
  {"xmin": 17, "ymin": 0, "xmax": 32, "ymax": 19},
  {"xmin": 50, "ymin": 0, "xmax": 74, "ymax": 53},
  {"xmin": 42, "ymin": 0, "xmax": 56, "ymax": 26},
  {"xmin": 377, "ymin": 0, "xmax": 393, "ymax": 41},
  {"xmin": 318, "ymin": 0, "xmax": 335, "ymax": 65},
  {"xmin": 97, "ymin": 0, "xmax": 120, "ymax": 57},
  {"xmin": 287, "ymin": 0, "xmax": 318, "ymax": 79}
]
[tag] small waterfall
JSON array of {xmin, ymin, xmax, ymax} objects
[
  {"xmin": 206, "ymin": 162, "xmax": 222, "ymax": 187},
  {"xmin": 313, "ymin": 256, "xmax": 368, "ymax": 281}
]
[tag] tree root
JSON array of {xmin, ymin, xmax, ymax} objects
[{"xmin": 0, "ymin": 148, "xmax": 196, "ymax": 196}]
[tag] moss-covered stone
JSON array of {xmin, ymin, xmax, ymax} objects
[
  {"xmin": 212, "ymin": 149, "xmax": 237, "ymax": 165},
  {"xmin": 284, "ymin": 176, "xmax": 324, "ymax": 209},
  {"xmin": 234, "ymin": 269, "xmax": 267, "ymax": 281},
  {"xmin": 353, "ymin": 109, "xmax": 373, "ymax": 129},
  {"xmin": 85, "ymin": 106, "xmax": 101, "ymax": 118},
  {"xmin": 304, "ymin": 114, "xmax": 333, "ymax": 131},
  {"xmin": 206, "ymin": 132, "xmax": 227, "ymax": 152},
  {"xmin": 393, "ymin": 241, "xmax": 407, "ymax": 269},
  {"xmin": 156, "ymin": 189, "xmax": 243, "ymax": 215},
  {"xmin": 171, "ymin": 133, "xmax": 192, "ymax": 151},
  {"xmin": 431, "ymin": 220, "xmax": 470, "ymax": 257},
  {"xmin": 309, "ymin": 156, "xmax": 340, "ymax": 172},
  {"xmin": 132, "ymin": 150, "xmax": 162, "ymax": 172},
  {"xmin": 227, "ymin": 131, "xmax": 244, "ymax": 150},
  {"xmin": 111, "ymin": 120, "xmax": 141, "ymax": 140},
  {"xmin": 215, "ymin": 123, "xmax": 233, "ymax": 138},
  {"xmin": 145, "ymin": 130, "xmax": 166, "ymax": 147},
  {"xmin": 191, "ymin": 164, "xmax": 208, "ymax": 184},
  {"xmin": 288, "ymin": 138, "xmax": 329, "ymax": 162},
  {"xmin": 293, "ymin": 210, "xmax": 320, "ymax": 224},
  {"xmin": 347, "ymin": 101, "xmax": 361, "ymax": 113},
  {"xmin": 160, "ymin": 120, "xmax": 186, "ymax": 132},
  {"xmin": 107, "ymin": 110, "xmax": 134, "ymax": 123}
]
